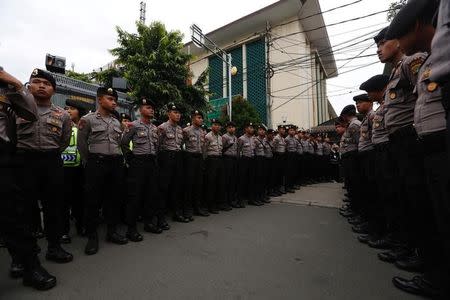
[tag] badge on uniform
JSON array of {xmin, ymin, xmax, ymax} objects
[
  {"xmin": 389, "ymin": 91, "xmax": 397, "ymax": 100},
  {"xmin": 421, "ymin": 68, "xmax": 431, "ymax": 81},
  {"xmin": 427, "ymin": 82, "xmax": 438, "ymax": 92},
  {"xmin": 409, "ymin": 57, "xmax": 424, "ymax": 75}
]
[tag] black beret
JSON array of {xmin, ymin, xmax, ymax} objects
[
  {"xmin": 30, "ymin": 68, "xmax": 56, "ymax": 90},
  {"xmin": 210, "ymin": 118, "xmax": 222, "ymax": 125},
  {"xmin": 139, "ymin": 98, "xmax": 155, "ymax": 107},
  {"xmin": 353, "ymin": 93, "xmax": 371, "ymax": 102},
  {"xmin": 65, "ymin": 99, "xmax": 87, "ymax": 116},
  {"xmin": 244, "ymin": 122, "xmax": 255, "ymax": 128},
  {"xmin": 373, "ymin": 27, "xmax": 389, "ymax": 43},
  {"xmin": 277, "ymin": 124, "xmax": 286, "ymax": 129},
  {"xmin": 340, "ymin": 104, "xmax": 356, "ymax": 116},
  {"xmin": 359, "ymin": 75, "xmax": 390, "ymax": 92},
  {"xmin": 191, "ymin": 110, "xmax": 204, "ymax": 118},
  {"xmin": 385, "ymin": 0, "xmax": 439, "ymax": 40},
  {"xmin": 167, "ymin": 102, "xmax": 179, "ymax": 111},
  {"xmin": 225, "ymin": 121, "xmax": 236, "ymax": 127},
  {"xmin": 97, "ymin": 86, "xmax": 118, "ymax": 99},
  {"xmin": 334, "ymin": 116, "xmax": 347, "ymax": 126},
  {"xmin": 267, "ymin": 129, "xmax": 275, "ymax": 134},
  {"xmin": 257, "ymin": 124, "xmax": 267, "ymax": 130}
]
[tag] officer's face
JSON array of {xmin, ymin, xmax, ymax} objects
[
  {"xmin": 192, "ymin": 115, "xmax": 203, "ymax": 127},
  {"xmin": 377, "ymin": 39, "xmax": 400, "ymax": 63},
  {"xmin": 258, "ymin": 128, "xmax": 266, "ymax": 137},
  {"xmin": 211, "ymin": 123, "xmax": 221, "ymax": 133},
  {"xmin": 368, "ymin": 90, "xmax": 385, "ymax": 103},
  {"xmin": 65, "ymin": 106, "xmax": 80, "ymax": 122},
  {"xmin": 335, "ymin": 125, "xmax": 346, "ymax": 135},
  {"xmin": 168, "ymin": 110, "xmax": 181, "ymax": 123},
  {"xmin": 267, "ymin": 133, "xmax": 274, "ymax": 139},
  {"xmin": 246, "ymin": 126, "xmax": 255, "ymax": 135},
  {"xmin": 140, "ymin": 104, "xmax": 155, "ymax": 118},
  {"xmin": 356, "ymin": 100, "xmax": 372, "ymax": 114},
  {"xmin": 29, "ymin": 78, "xmax": 54, "ymax": 100},
  {"xmin": 279, "ymin": 128, "xmax": 286, "ymax": 136},
  {"xmin": 98, "ymin": 95, "xmax": 117, "ymax": 112},
  {"xmin": 227, "ymin": 126, "xmax": 236, "ymax": 135},
  {"xmin": 288, "ymin": 128, "xmax": 295, "ymax": 136}
]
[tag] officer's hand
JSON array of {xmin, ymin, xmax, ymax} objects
[{"xmin": 0, "ymin": 68, "xmax": 23, "ymax": 91}]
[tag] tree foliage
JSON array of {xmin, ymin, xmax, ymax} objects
[
  {"xmin": 65, "ymin": 70, "xmax": 92, "ymax": 83},
  {"xmin": 387, "ymin": 0, "xmax": 407, "ymax": 21},
  {"xmin": 110, "ymin": 21, "xmax": 208, "ymax": 122},
  {"xmin": 219, "ymin": 95, "xmax": 261, "ymax": 131}
]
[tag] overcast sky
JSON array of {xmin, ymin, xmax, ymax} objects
[{"xmin": 0, "ymin": 0, "xmax": 393, "ymax": 116}]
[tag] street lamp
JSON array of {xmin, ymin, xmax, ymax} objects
[{"xmin": 191, "ymin": 24, "xmax": 233, "ymax": 121}]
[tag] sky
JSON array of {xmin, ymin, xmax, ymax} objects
[{"xmin": 0, "ymin": 0, "xmax": 393, "ymax": 116}]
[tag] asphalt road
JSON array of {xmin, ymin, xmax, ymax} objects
[{"xmin": 0, "ymin": 184, "xmax": 424, "ymax": 300}]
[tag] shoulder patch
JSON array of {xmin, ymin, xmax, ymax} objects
[{"xmin": 408, "ymin": 56, "xmax": 425, "ymax": 76}]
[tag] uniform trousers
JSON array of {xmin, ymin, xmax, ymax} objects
[
  {"xmin": 341, "ymin": 151, "xmax": 361, "ymax": 212},
  {"xmin": 0, "ymin": 143, "xmax": 39, "ymax": 269},
  {"xmin": 254, "ymin": 156, "xmax": 266, "ymax": 201},
  {"xmin": 84, "ymin": 154, "xmax": 123, "ymax": 235},
  {"xmin": 62, "ymin": 166, "xmax": 84, "ymax": 235},
  {"xmin": 15, "ymin": 150, "xmax": 64, "ymax": 246},
  {"xmin": 158, "ymin": 150, "xmax": 183, "ymax": 218},
  {"xmin": 184, "ymin": 152, "xmax": 205, "ymax": 215},
  {"xmin": 238, "ymin": 156, "xmax": 256, "ymax": 203},
  {"xmin": 205, "ymin": 156, "xmax": 225, "ymax": 210},
  {"xmin": 223, "ymin": 155, "xmax": 238, "ymax": 206},
  {"xmin": 286, "ymin": 152, "xmax": 297, "ymax": 189},
  {"xmin": 273, "ymin": 152, "xmax": 286, "ymax": 191},
  {"xmin": 126, "ymin": 154, "xmax": 159, "ymax": 227}
]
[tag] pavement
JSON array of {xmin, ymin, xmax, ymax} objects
[{"xmin": 0, "ymin": 183, "xmax": 424, "ymax": 300}]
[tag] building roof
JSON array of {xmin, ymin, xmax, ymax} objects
[{"xmin": 185, "ymin": 0, "xmax": 337, "ymax": 78}]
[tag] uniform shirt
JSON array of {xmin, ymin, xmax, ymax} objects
[
  {"xmin": 264, "ymin": 138, "xmax": 273, "ymax": 158},
  {"xmin": 384, "ymin": 53, "xmax": 427, "ymax": 134},
  {"xmin": 77, "ymin": 111, "xmax": 122, "ymax": 161},
  {"xmin": 204, "ymin": 131, "xmax": 222, "ymax": 156},
  {"xmin": 323, "ymin": 142, "xmax": 331, "ymax": 156},
  {"xmin": 182, "ymin": 125, "xmax": 204, "ymax": 154},
  {"xmin": 301, "ymin": 139, "xmax": 313, "ymax": 154},
  {"xmin": 296, "ymin": 136, "xmax": 304, "ymax": 155},
  {"xmin": 237, "ymin": 134, "xmax": 255, "ymax": 158},
  {"xmin": 272, "ymin": 134, "xmax": 286, "ymax": 153},
  {"xmin": 359, "ymin": 110, "xmax": 375, "ymax": 152},
  {"xmin": 315, "ymin": 142, "xmax": 324, "ymax": 156},
  {"xmin": 0, "ymin": 86, "xmax": 37, "ymax": 143},
  {"xmin": 429, "ymin": 0, "xmax": 450, "ymax": 82},
  {"xmin": 414, "ymin": 56, "xmax": 447, "ymax": 136},
  {"xmin": 254, "ymin": 136, "xmax": 266, "ymax": 157},
  {"xmin": 157, "ymin": 121, "xmax": 183, "ymax": 152},
  {"xmin": 222, "ymin": 133, "xmax": 238, "ymax": 157},
  {"xmin": 17, "ymin": 103, "xmax": 71, "ymax": 152},
  {"xmin": 285, "ymin": 135, "xmax": 299, "ymax": 153},
  {"xmin": 121, "ymin": 119, "xmax": 158, "ymax": 156},
  {"xmin": 372, "ymin": 103, "xmax": 390, "ymax": 144},
  {"xmin": 340, "ymin": 118, "xmax": 361, "ymax": 154}
]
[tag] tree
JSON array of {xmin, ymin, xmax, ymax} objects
[
  {"xmin": 219, "ymin": 96, "xmax": 261, "ymax": 132},
  {"xmin": 110, "ymin": 21, "xmax": 209, "ymax": 122},
  {"xmin": 387, "ymin": 0, "xmax": 407, "ymax": 21},
  {"xmin": 91, "ymin": 68, "xmax": 124, "ymax": 87},
  {"xmin": 65, "ymin": 70, "xmax": 92, "ymax": 83}
]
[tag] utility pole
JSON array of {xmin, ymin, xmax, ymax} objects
[
  {"xmin": 191, "ymin": 24, "xmax": 233, "ymax": 121},
  {"xmin": 139, "ymin": 1, "xmax": 146, "ymax": 24}
]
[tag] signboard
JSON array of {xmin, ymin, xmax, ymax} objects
[{"xmin": 206, "ymin": 97, "xmax": 228, "ymax": 126}]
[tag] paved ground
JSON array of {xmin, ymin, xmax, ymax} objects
[{"xmin": 0, "ymin": 183, "xmax": 424, "ymax": 300}]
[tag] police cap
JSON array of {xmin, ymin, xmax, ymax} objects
[{"xmin": 359, "ymin": 75, "xmax": 390, "ymax": 92}]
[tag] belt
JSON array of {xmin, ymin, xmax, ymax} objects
[
  {"xmin": 206, "ymin": 155, "xmax": 221, "ymax": 159},
  {"xmin": 223, "ymin": 155, "xmax": 237, "ymax": 159},
  {"xmin": 418, "ymin": 130, "xmax": 448, "ymax": 155},
  {"xmin": 16, "ymin": 149, "xmax": 60, "ymax": 156},
  {"xmin": 185, "ymin": 152, "xmax": 203, "ymax": 158},
  {"xmin": 341, "ymin": 150, "xmax": 357, "ymax": 158},
  {"xmin": 389, "ymin": 125, "xmax": 416, "ymax": 141},
  {"xmin": 88, "ymin": 153, "xmax": 122, "ymax": 160},
  {"xmin": 133, "ymin": 154, "xmax": 156, "ymax": 159},
  {"xmin": 374, "ymin": 141, "xmax": 390, "ymax": 151},
  {"xmin": 240, "ymin": 156, "xmax": 254, "ymax": 159}
]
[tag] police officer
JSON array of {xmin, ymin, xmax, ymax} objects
[
  {"xmin": 296, "ymin": 130, "xmax": 305, "ymax": 185},
  {"xmin": 204, "ymin": 119, "xmax": 228, "ymax": 212},
  {"xmin": 254, "ymin": 124, "xmax": 269, "ymax": 203},
  {"xmin": 272, "ymin": 125, "xmax": 287, "ymax": 194},
  {"xmin": 386, "ymin": 1, "xmax": 449, "ymax": 297},
  {"xmin": 380, "ymin": 23, "xmax": 429, "ymax": 274},
  {"xmin": 121, "ymin": 98, "xmax": 161, "ymax": 239},
  {"xmin": 15, "ymin": 68, "xmax": 73, "ymax": 263},
  {"xmin": 300, "ymin": 131, "xmax": 313, "ymax": 184},
  {"xmin": 339, "ymin": 105, "xmax": 362, "ymax": 230},
  {"xmin": 285, "ymin": 125, "xmax": 299, "ymax": 193},
  {"xmin": 222, "ymin": 121, "xmax": 239, "ymax": 208},
  {"xmin": 61, "ymin": 99, "xmax": 89, "ymax": 243},
  {"xmin": 238, "ymin": 122, "xmax": 260, "ymax": 206},
  {"xmin": 183, "ymin": 110, "xmax": 208, "ymax": 217},
  {"xmin": 157, "ymin": 103, "xmax": 186, "ymax": 223},
  {"xmin": 78, "ymin": 86, "xmax": 128, "ymax": 255},
  {"xmin": 0, "ymin": 67, "xmax": 56, "ymax": 290},
  {"xmin": 314, "ymin": 135, "xmax": 325, "ymax": 182},
  {"xmin": 264, "ymin": 129, "xmax": 275, "ymax": 199},
  {"xmin": 322, "ymin": 136, "xmax": 332, "ymax": 181}
]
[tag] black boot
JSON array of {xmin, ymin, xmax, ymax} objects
[
  {"xmin": 45, "ymin": 245, "xmax": 73, "ymax": 263},
  {"xmin": 23, "ymin": 263, "xmax": 56, "ymax": 291},
  {"xmin": 106, "ymin": 229, "xmax": 128, "ymax": 245},
  {"xmin": 10, "ymin": 261, "xmax": 25, "ymax": 278},
  {"xmin": 84, "ymin": 232, "xmax": 99, "ymax": 255},
  {"xmin": 126, "ymin": 227, "xmax": 143, "ymax": 242},
  {"xmin": 144, "ymin": 223, "xmax": 163, "ymax": 234}
]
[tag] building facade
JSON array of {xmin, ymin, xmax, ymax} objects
[{"xmin": 186, "ymin": 0, "xmax": 337, "ymax": 129}]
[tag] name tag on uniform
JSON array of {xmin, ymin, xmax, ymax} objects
[
  {"xmin": 47, "ymin": 117, "xmax": 63, "ymax": 128},
  {"xmin": 166, "ymin": 133, "xmax": 175, "ymax": 139},
  {"xmin": 137, "ymin": 131, "xmax": 147, "ymax": 137},
  {"xmin": 190, "ymin": 136, "xmax": 197, "ymax": 141}
]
